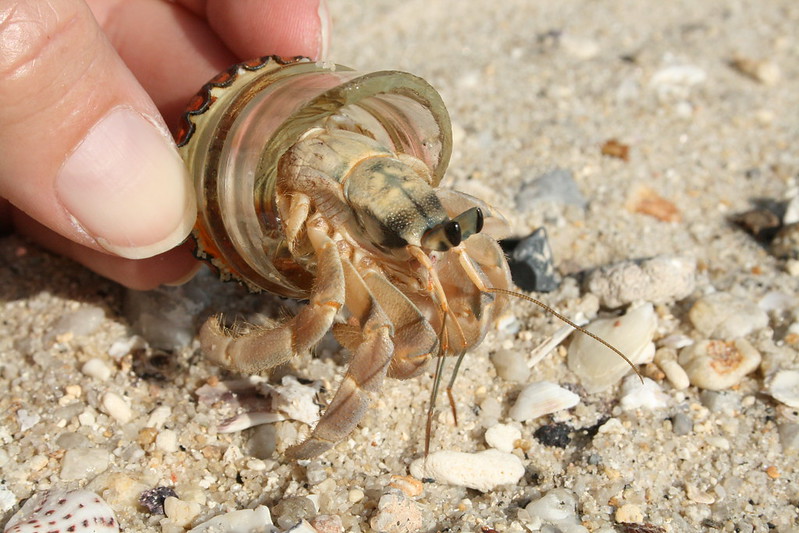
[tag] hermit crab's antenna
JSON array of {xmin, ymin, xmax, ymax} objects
[
  {"xmin": 423, "ymin": 284, "xmax": 643, "ymax": 457},
  {"xmin": 485, "ymin": 287, "xmax": 643, "ymax": 376}
]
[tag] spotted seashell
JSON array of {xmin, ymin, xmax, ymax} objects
[{"xmin": 4, "ymin": 489, "xmax": 119, "ymax": 533}]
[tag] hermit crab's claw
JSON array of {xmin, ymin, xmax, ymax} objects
[{"xmin": 421, "ymin": 207, "xmax": 484, "ymax": 251}]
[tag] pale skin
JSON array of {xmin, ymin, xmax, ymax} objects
[{"xmin": 0, "ymin": 0, "xmax": 330, "ymax": 289}]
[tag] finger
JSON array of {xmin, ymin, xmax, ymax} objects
[
  {"xmin": 88, "ymin": 0, "xmax": 237, "ymax": 130},
  {"xmin": 90, "ymin": 0, "xmax": 330, "ymax": 131},
  {"xmin": 13, "ymin": 210, "xmax": 200, "ymax": 290},
  {"xmin": 0, "ymin": 0, "xmax": 196, "ymax": 261},
  {"xmin": 205, "ymin": 0, "xmax": 330, "ymax": 61}
]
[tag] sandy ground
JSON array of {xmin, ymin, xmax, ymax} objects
[{"xmin": 1, "ymin": 0, "xmax": 798, "ymax": 531}]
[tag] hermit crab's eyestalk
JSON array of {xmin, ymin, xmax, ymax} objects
[
  {"xmin": 420, "ymin": 207, "xmax": 484, "ymax": 251},
  {"xmin": 177, "ymin": 56, "xmax": 453, "ymax": 296}
]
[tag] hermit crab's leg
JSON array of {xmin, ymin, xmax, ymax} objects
[
  {"xmin": 199, "ymin": 220, "xmax": 344, "ymax": 374},
  {"xmin": 407, "ymin": 246, "xmax": 469, "ymax": 352},
  {"xmin": 287, "ymin": 259, "xmax": 394, "ymax": 459},
  {"xmin": 359, "ymin": 268, "xmax": 439, "ymax": 379},
  {"xmin": 277, "ymin": 192, "xmax": 311, "ymax": 251}
]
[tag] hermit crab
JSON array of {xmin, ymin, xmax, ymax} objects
[{"xmin": 178, "ymin": 57, "xmax": 628, "ymax": 459}]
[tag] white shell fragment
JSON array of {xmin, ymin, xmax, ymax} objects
[
  {"xmin": 188, "ymin": 505, "xmax": 276, "ymax": 533},
  {"xmin": 525, "ymin": 488, "xmax": 580, "ymax": 526},
  {"xmin": 4, "ymin": 489, "xmax": 119, "ymax": 533},
  {"xmin": 619, "ymin": 375, "xmax": 669, "ymax": 411},
  {"xmin": 688, "ymin": 292, "xmax": 769, "ymax": 339},
  {"xmin": 484, "ymin": 423, "xmax": 522, "ymax": 453},
  {"xmin": 410, "ymin": 449, "xmax": 525, "ymax": 492},
  {"xmin": 584, "ymin": 255, "xmax": 696, "ymax": 308},
  {"xmin": 567, "ymin": 303, "xmax": 657, "ymax": 393},
  {"xmin": 509, "ymin": 381, "xmax": 580, "ymax": 422},
  {"xmin": 766, "ymin": 370, "xmax": 799, "ymax": 408},
  {"xmin": 679, "ymin": 339, "xmax": 762, "ymax": 391}
]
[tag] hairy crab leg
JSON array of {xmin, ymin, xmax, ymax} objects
[
  {"xmin": 287, "ymin": 258, "xmax": 394, "ymax": 459},
  {"xmin": 198, "ymin": 219, "xmax": 343, "ymax": 374}
]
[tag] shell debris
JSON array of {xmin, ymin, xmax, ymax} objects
[
  {"xmin": 509, "ymin": 381, "xmax": 580, "ymax": 422},
  {"xmin": 679, "ymin": 339, "xmax": 762, "ymax": 391},
  {"xmin": 4, "ymin": 489, "xmax": 119, "ymax": 533},
  {"xmin": 766, "ymin": 370, "xmax": 799, "ymax": 408},
  {"xmin": 409, "ymin": 449, "xmax": 525, "ymax": 492},
  {"xmin": 567, "ymin": 303, "xmax": 657, "ymax": 393}
]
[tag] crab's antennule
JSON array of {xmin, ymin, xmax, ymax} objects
[{"xmin": 485, "ymin": 287, "xmax": 643, "ymax": 381}]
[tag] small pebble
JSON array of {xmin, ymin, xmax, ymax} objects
[
  {"xmin": 730, "ymin": 56, "xmax": 782, "ymax": 85},
  {"xmin": 107, "ymin": 335, "xmax": 146, "ymax": 359},
  {"xmin": 525, "ymin": 488, "xmax": 580, "ymax": 526},
  {"xmin": 560, "ymin": 34, "xmax": 599, "ymax": 59},
  {"xmin": 584, "ymin": 255, "xmax": 696, "ymax": 308},
  {"xmin": 619, "ymin": 376, "xmax": 669, "ymax": 411},
  {"xmin": 101, "ymin": 392, "xmax": 133, "ymax": 424},
  {"xmin": 81, "ymin": 358, "xmax": 112, "ymax": 381},
  {"xmin": 347, "ymin": 489, "xmax": 365, "ymax": 503},
  {"xmin": 410, "ymin": 449, "xmax": 525, "ymax": 492},
  {"xmin": 509, "ymin": 381, "xmax": 579, "ymax": 422},
  {"xmin": 388, "ymin": 475, "xmax": 424, "ymax": 498},
  {"xmin": 515, "ymin": 168, "xmax": 587, "ymax": 211},
  {"xmin": 48, "ymin": 306, "xmax": 106, "ymax": 339},
  {"xmin": 699, "ymin": 390, "xmax": 742, "ymax": 415},
  {"xmin": 285, "ymin": 521, "xmax": 317, "ymax": 533},
  {"xmin": 732, "ymin": 208, "xmax": 781, "ymax": 242},
  {"xmin": 654, "ymin": 349, "xmax": 690, "ymax": 390},
  {"xmin": 484, "ymin": 423, "xmax": 522, "ymax": 453},
  {"xmin": 155, "ymin": 429, "xmax": 179, "ymax": 453},
  {"xmin": 766, "ymin": 369, "xmax": 799, "ymax": 408},
  {"xmin": 16, "ymin": 410, "xmax": 39, "ymax": 432},
  {"xmin": 679, "ymin": 339, "xmax": 761, "ymax": 390},
  {"xmin": 534, "ymin": 423, "xmax": 573, "ymax": 448},
  {"xmin": 310, "ymin": 515, "xmax": 344, "ymax": 533},
  {"xmin": 0, "ymin": 485, "xmax": 16, "ymax": 514},
  {"xmin": 490, "ymin": 349, "xmax": 530, "ymax": 383},
  {"xmin": 369, "ymin": 490, "xmax": 422, "ymax": 533},
  {"xmin": 273, "ymin": 496, "xmax": 316, "ymax": 529},
  {"xmin": 614, "ymin": 503, "xmax": 644, "ymax": 524},
  {"xmin": 671, "ymin": 412, "xmax": 694, "ymax": 436},
  {"xmin": 139, "ymin": 487, "xmax": 178, "ymax": 515},
  {"xmin": 688, "ymin": 292, "xmax": 768, "ymax": 339},
  {"xmin": 164, "ymin": 497, "xmax": 202, "ymax": 529},
  {"xmin": 187, "ymin": 505, "xmax": 274, "ymax": 533},
  {"xmin": 649, "ymin": 64, "xmax": 707, "ymax": 98},
  {"xmin": 4, "ymin": 489, "xmax": 119, "ymax": 533},
  {"xmin": 778, "ymin": 423, "xmax": 799, "ymax": 454},
  {"xmin": 567, "ymin": 303, "xmax": 657, "ymax": 393},
  {"xmin": 504, "ymin": 228, "xmax": 561, "ymax": 292},
  {"xmin": 60, "ymin": 448, "xmax": 110, "ymax": 481}
]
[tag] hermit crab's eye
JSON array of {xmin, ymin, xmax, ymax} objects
[
  {"xmin": 453, "ymin": 207, "xmax": 483, "ymax": 241},
  {"xmin": 421, "ymin": 207, "xmax": 484, "ymax": 251}
]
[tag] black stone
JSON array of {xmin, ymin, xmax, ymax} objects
[
  {"xmin": 138, "ymin": 487, "xmax": 178, "ymax": 515},
  {"xmin": 533, "ymin": 422, "xmax": 572, "ymax": 448},
  {"xmin": 502, "ymin": 227, "xmax": 561, "ymax": 292}
]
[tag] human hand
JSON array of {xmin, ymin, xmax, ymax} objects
[{"xmin": 0, "ymin": 0, "xmax": 330, "ymax": 289}]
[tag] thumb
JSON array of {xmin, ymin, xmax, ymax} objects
[{"xmin": 0, "ymin": 0, "xmax": 196, "ymax": 260}]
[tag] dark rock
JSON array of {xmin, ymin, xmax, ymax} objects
[
  {"xmin": 502, "ymin": 228, "xmax": 560, "ymax": 292},
  {"xmin": 139, "ymin": 486, "xmax": 178, "ymax": 515},
  {"xmin": 533, "ymin": 422, "xmax": 572, "ymax": 448}
]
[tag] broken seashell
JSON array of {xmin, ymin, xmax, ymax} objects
[
  {"xmin": 567, "ymin": 303, "xmax": 657, "ymax": 393},
  {"xmin": 509, "ymin": 381, "xmax": 580, "ymax": 422},
  {"xmin": 679, "ymin": 339, "xmax": 761, "ymax": 391},
  {"xmin": 4, "ymin": 489, "xmax": 119, "ymax": 533},
  {"xmin": 766, "ymin": 370, "xmax": 799, "ymax": 408}
]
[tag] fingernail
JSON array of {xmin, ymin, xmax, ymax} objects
[
  {"xmin": 316, "ymin": 0, "xmax": 331, "ymax": 61},
  {"xmin": 56, "ymin": 107, "xmax": 196, "ymax": 259}
]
